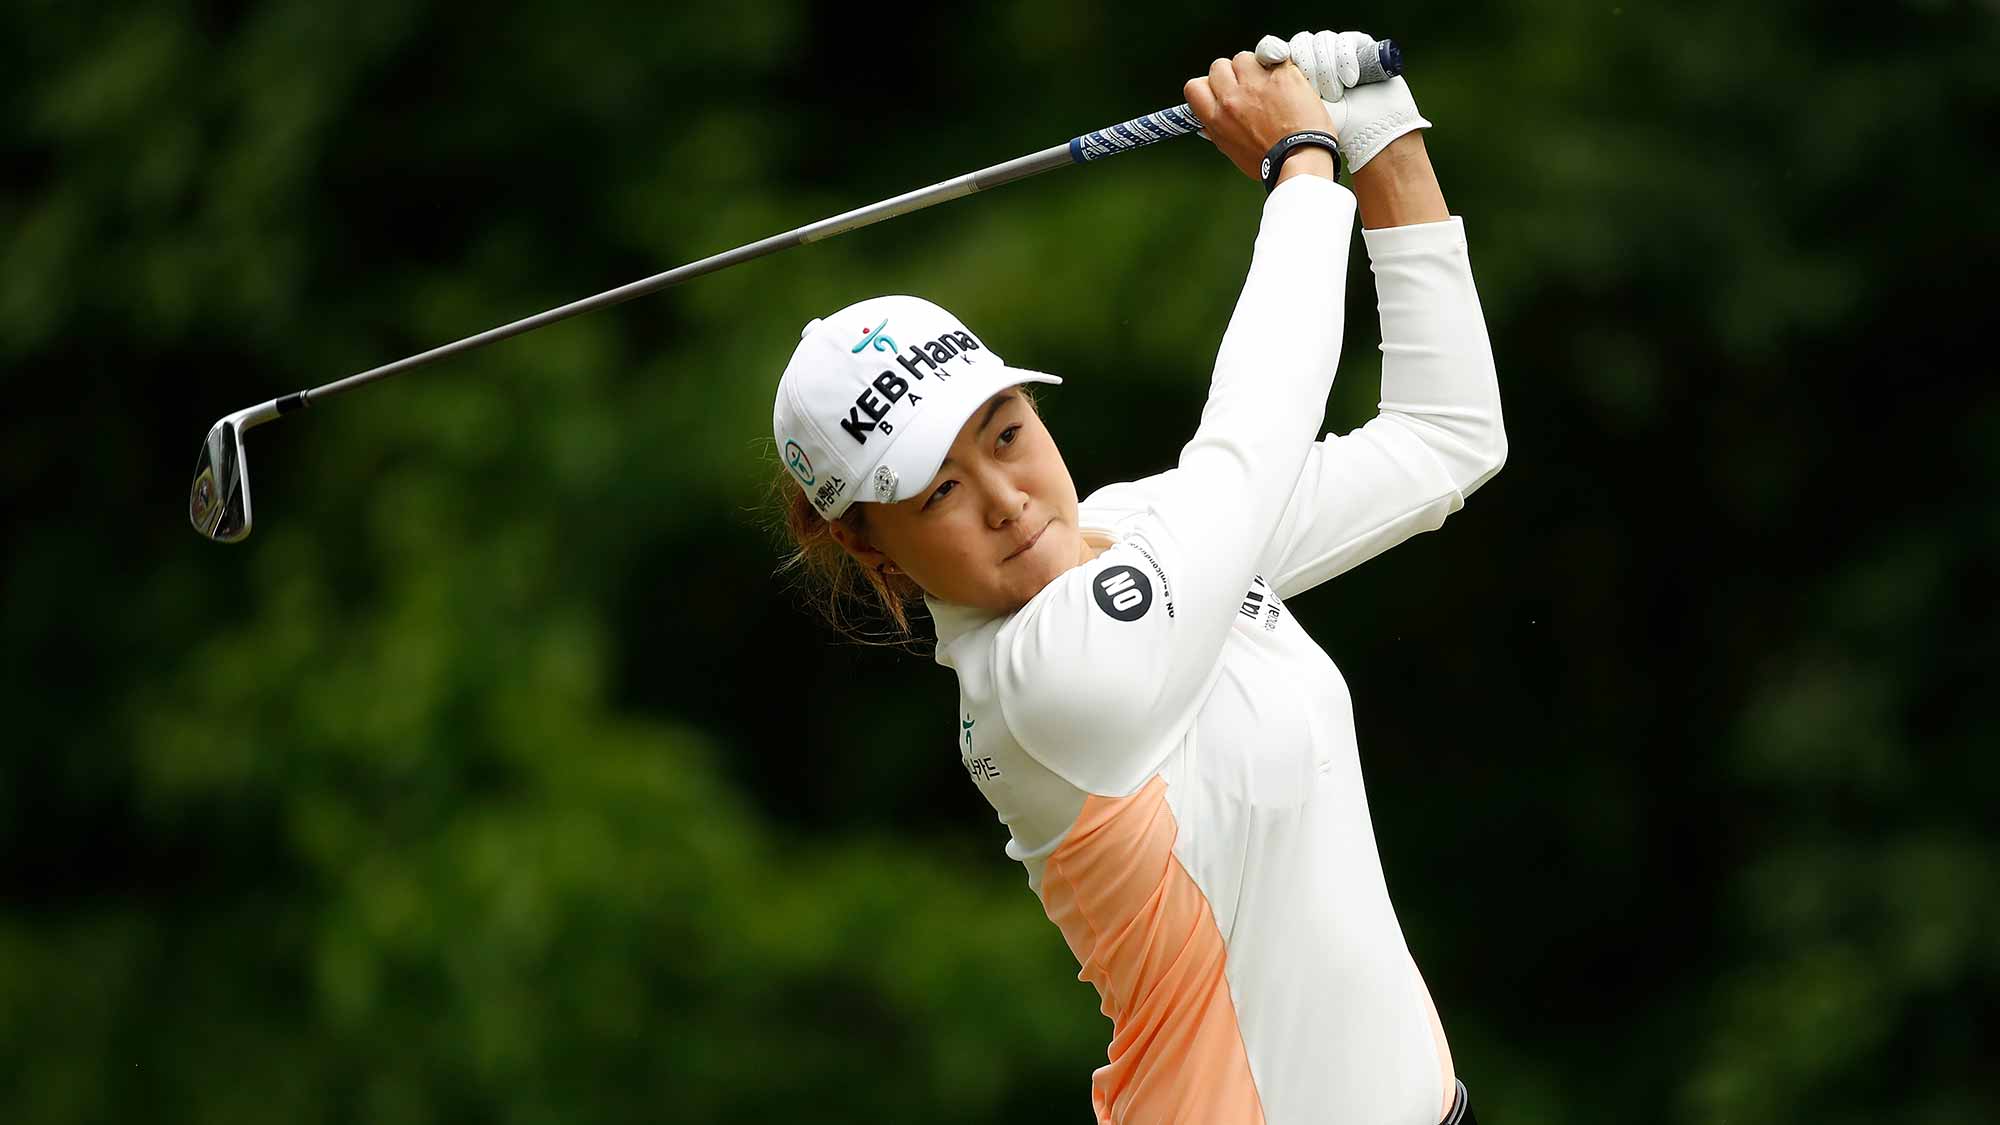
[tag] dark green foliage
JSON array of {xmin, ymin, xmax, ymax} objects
[{"xmin": 3, "ymin": 1, "xmax": 1995, "ymax": 1121}]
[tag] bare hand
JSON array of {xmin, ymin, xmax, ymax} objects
[{"xmin": 1182, "ymin": 52, "xmax": 1335, "ymax": 183}]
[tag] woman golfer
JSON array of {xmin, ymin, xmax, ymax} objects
[{"xmin": 771, "ymin": 31, "xmax": 1501, "ymax": 1125}]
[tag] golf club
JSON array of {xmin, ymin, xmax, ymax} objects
[{"xmin": 188, "ymin": 37, "xmax": 1402, "ymax": 542}]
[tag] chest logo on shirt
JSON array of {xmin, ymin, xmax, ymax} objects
[
  {"xmin": 1092, "ymin": 564, "xmax": 1153, "ymax": 622},
  {"xmin": 960, "ymin": 713, "xmax": 1001, "ymax": 782}
]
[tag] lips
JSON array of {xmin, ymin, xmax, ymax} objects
[{"xmin": 1004, "ymin": 519, "xmax": 1051, "ymax": 562}]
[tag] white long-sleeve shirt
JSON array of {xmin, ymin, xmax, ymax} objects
[{"xmin": 928, "ymin": 174, "xmax": 1505, "ymax": 1125}]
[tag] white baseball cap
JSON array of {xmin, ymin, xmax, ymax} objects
[{"xmin": 772, "ymin": 295, "xmax": 1062, "ymax": 520}]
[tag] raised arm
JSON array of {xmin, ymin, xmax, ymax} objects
[
  {"xmin": 994, "ymin": 53, "xmax": 1358, "ymax": 795},
  {"xmin": 1260, "ymin": 109, "xmax": 1508, "ymax": 599},
  {"xmin": 1352, "ymin": 130, "xmax": 1449, "ymax": 230}
]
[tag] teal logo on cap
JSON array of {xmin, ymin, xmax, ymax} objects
[
  {"xmin": 783, "ymin": 440, "xmax": 814, "ymax": 486},
  {"xmin": 852, "ymin": 318, "xmax": 897, "ymax": 355}
]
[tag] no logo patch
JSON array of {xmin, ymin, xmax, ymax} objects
[{"xmin": 1092, "ymin": 564, "xmax": 1153, "ymax": 622}]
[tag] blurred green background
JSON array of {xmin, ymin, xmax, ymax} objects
[{"xmin": 4, "ymin": 1, "xmax": 1996, "ymax": 1121}]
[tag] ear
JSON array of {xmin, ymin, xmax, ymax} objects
[{"xmin": 827, "ymin": 511, "xmax": 892, "ymax": 573}]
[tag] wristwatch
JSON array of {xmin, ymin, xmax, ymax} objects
[{"xmin": 1260, "ymin": 130, "xmax": 1341, "ymax": 194}]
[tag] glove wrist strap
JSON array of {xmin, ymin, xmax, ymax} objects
[{"xmin": 1260, "ymin": 130, "xmax": 1341, "ymax": 194}]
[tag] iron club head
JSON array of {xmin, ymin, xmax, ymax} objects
[
  {"xmin": 189, "ymin": 415, "xmax": 253, "ymax": 542},
  {"xmin": 190, "ymin": 398, "xmax": 292, "ymax": 543}
]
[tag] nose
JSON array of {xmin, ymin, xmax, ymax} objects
[{"xmin": 981, "ymin": 468, "xmax": 1030, "ymax": 530}]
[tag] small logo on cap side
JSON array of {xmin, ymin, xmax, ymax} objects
[
  {"xmin": 873, "ymin": 464, "xmax": 898, "ymax": 501},
  {"xmin": 852, "ymin": 319, "xmax": 898, "ymax": 355},
  {"xmin": 783, "ymin": 440, "xmax": 814, "ymax": 486},
  {"xmin": 812, "ymin": 475, "xmax": 846, "ymax": 512}
]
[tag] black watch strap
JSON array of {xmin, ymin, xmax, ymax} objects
[{"xmin": 1260, "ymin": 130, "xmax": 1341, "ymax": 194}]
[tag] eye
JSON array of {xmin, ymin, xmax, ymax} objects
[
  {"xmin": 997, "ymin": 424, "xmax": 1021, "ymax": 449},
  {"xmin": 923, "ymin": 479, "xmax": 957, "ymax": 510}
]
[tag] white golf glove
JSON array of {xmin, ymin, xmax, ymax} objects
[{"xmin": 1256, "ymin": 30, "xmax": 1431, "ymax": 172}]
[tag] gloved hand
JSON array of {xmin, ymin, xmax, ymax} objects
[{"xmin": 1255, "ymin": 30, "xmax": 1431, "ymax": 172}]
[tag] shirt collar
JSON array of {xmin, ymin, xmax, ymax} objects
[
  {"xmin": 921, "ymin": 517, "xmax": 1120, "ymax": 663},
  {"xmin": 923, "ymin": 595, "xmax": 1000, "ymax": 664}
]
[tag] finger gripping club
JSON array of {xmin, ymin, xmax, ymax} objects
[{"xmin": 1070, "ymin": 36, "xmax": 1402, "ymax": 163}]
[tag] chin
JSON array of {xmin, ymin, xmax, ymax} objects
[{"xmin": 1010, "ymin": 530, "xmax": 1078, "ymax": 601}]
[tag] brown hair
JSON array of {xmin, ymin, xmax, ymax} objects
[
  {"xmin": 768, "ymin": 386, "xmax": 1038, "ymax": 647},
  {"xmin": 769, "ymin": 468, "xmax": 930, "ymax": 646}
]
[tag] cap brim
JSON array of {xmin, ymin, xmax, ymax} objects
[{"xmin": 878, "ymin": 365, "xmax": 1063, "ymax": 505}]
